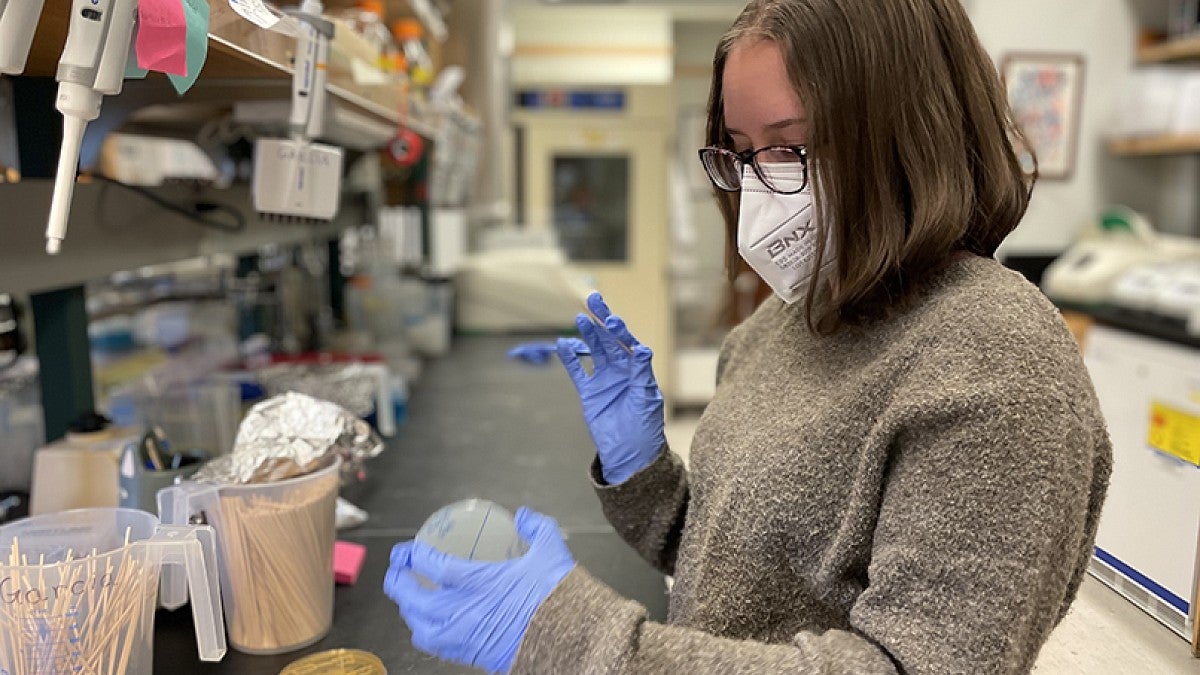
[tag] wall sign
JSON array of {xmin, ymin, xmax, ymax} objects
[
  {"xmin": 516, "ymin": 90, "xmax": 626, "ymax": 111},
  {"xmin": 1001, "ymin": 52, "xmax": 1085, "ymax": 180}
]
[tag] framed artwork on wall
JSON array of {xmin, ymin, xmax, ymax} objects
[{"xmin": 1001, "ymin": 52, "xmax": 1086, "ymax": 180}]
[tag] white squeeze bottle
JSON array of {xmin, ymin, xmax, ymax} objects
[{"xmin": 415, "ymin": 499, "xmax": 529, "ymax": 561}]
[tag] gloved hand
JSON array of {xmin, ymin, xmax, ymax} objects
[
  {"xmin": 384, "ymin": 508, "xmax": 576, "ymax": 674},
  {"xmin": 556, "ymin": 292, "xmax": 666, "ymax": 485}
]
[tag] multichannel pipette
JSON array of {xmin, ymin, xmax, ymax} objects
[
  {"xmin": 252, "ymin": 0, "xmax": 343, "ymax": 222},
  {"xmin": 45, "ymin": 0, "xmax": 137, "ymax": 255}
]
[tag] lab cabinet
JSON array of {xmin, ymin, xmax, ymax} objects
[{"xmin": 1083, "ymin": 324, "xmax": 1200, "ymax": 642}]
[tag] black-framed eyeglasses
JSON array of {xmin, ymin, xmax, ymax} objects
[{"xmin": 697, "ymin": 145, "xmax": 809, "ymax": 194}]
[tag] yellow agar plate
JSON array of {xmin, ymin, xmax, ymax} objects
[{"xmin": 279, "ymin": 648, "xmax": 387, "ymax": 675}]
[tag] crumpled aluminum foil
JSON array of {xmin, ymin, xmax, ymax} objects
[
  {"xmin": 256, "ymin": 363, "xmax": 381, "ymax": 417},
  {"xmin": 192, "ymin": 391, "xmax": 383, "ymax": 484}
]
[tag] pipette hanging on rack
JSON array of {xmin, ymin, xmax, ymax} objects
[
  {"xmin": 0, "ymin": 0, "xmax": 48, "ymax": 75},
  {"xmin": 44, "ymin": 0, "xmax": 138, "ymax": 255},
  {"xmin": 252, "ymin": 0, "xmax": 343, "ymax": 223}
]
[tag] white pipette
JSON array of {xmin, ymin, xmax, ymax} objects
[
  {"xmin": 45, "ymin": 0, "xmax": 137, "ymax": 255},
  {"xmin": 291, "ymin": 0, "xmax": 329, "ymax": 142},
  {"xmin": 251, "ymin": 0, "xmax": 342, "ymax": 222},
  {"xmin": 0, "ymin": 0, "xmax": 48, "ymax": 74}
]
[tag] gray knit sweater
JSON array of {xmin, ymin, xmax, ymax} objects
[{"xmin": 512, "ymin": 255, "xmax": 1112, "ymax": 675}]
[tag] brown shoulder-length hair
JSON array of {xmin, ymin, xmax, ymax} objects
[{"xmin": 707, "ymin": 0, "xmax": 1036, "ymax": 334}]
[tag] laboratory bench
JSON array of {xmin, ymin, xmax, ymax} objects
[
  {"xmin": 153, "ymin": 335, "xmax": 671, "ymax": 673},
  {"xmin": 1057, "ymin": 302, "xmax": 1200, "ymax": 352}
]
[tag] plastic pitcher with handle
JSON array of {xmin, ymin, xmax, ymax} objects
[
  {"xmin": 158, "ymin": 457, "xmax": 340, "ymax": 655},
  {"xmin": 0, "ymin": 507, "xmax": 226, "ymax": 674}
]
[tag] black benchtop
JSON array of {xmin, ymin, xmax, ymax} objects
[{"xmin": 1061, "ymin": 302, "xmax": 1200, "ymax": 351}]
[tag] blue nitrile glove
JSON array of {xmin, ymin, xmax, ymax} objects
[
  {"xmin": 508, "ymin": 341, "xmax": 592, "ymax": 365},
  {"xmin": 507, "ymin": 342, "xmax": 555, "ymax": 365},
  {"xmin": 384, "ymin": 508, "xmax": 575, "ymax": 674},
  {"xmin": 556, "ymin": 292, "xmax": 666, "ymax": 485}
]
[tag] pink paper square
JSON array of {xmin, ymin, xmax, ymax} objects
[
  {"xmin": 136, "ymin": 0, "xmax": 188, "ymax": 77},
  {"xmin": 334, "ymin": 541, "xmax": 368, "ymax": 585}
]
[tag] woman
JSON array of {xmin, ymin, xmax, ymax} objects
[{"xmin": 384, "ymin": 1, "xmax": 1112, "ymax": 673}]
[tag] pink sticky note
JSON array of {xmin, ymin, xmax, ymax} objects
[
  {"xmin": 136, "ymin": 0, "xmax": 189, "ymax": 77},
  {"xmin": 334, "ymin": 541, "xmax": 368, "ymax": 586}
]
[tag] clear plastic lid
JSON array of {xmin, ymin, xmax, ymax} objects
[{"xmin": 415, "ymin": 499, "xmax": 529, "ymax": 561}]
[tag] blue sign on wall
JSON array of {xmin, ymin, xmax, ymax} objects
[{"xmin": 517, "ymin": 90, "xmax": 626, "ymax": 110}]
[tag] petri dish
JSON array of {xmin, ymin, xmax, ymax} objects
[{"xmin": 279, "ymin": 648, "xmax": 387, "ymax": 674}]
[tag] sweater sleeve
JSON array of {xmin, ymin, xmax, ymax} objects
[
  {"xmin": 514, "ymin": 386, "xmax": 1107, "ymax": 675},
  {"xmin": 511, "ymin": 567, "xmax": 899, "ymax": 674},
  {"xmin": 850, "ymin": 386, "xmax": 1107, "ymax": 674},
  {"xmin": 591, "ymin": 448, "xmax": 690, "ymax": 576},
  {"xmin": 586, "ymin": 306, "xmax": 747, "ymax": 577}
]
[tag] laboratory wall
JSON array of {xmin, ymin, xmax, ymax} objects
[
  {"xmin": 510, "ymin": 5, "xmax": 674, "ymax": 86},
  {"xmin": 667, "ymin": 2, "xmax": 1197, "ymax": 300},
  {"xmin": 672, "ymin": 21, "xmax": 729, "ymax": 282},
  {"xmin": 671, "ymin": 20, "xmax": 729, "ymax": 333},
  {"xmin": 445, "ymin": 0, "xmax": 512, "ymax": 224},
  {"xmin": 969, "ymin": 0, "xmax": 1200, "ymax": 255}
]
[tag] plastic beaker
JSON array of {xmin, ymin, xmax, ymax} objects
[
  {"xmin": 0, "ymin": 508, "xmax": 226, "ymax": 674},
  {"xmin": 128, "ymin": 379, "xmax": 240, "ymax": 458},
  {"xmin": 158, "ymin": 458, "xmax": 340, "ymax": 655}
]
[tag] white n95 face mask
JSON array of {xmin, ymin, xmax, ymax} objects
[{"xmin": 736, "ymin": 164, "xmax": 830, "ymax": 304}]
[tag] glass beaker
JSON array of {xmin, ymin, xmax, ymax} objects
[
  {"xmin": 0, "ymin": 508, "xmax": 225, "ymax": 674},
  {"xmin": 158, "ymin": 458, "xmax": 340, "ymax": 655}
]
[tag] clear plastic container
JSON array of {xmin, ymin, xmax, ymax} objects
[
  {"xmin": 126, "ymin": 379, "xmax": 240, "ymax": 457},
  {"xmin": 416, "ymin": 499, "xmax": 528, "ymax": 562},
  {"xmin": 158, "ymin": 459, "xmax": 340, "ymax": 655},
  {"xmin": 333, "ymin": 0, "xmax": 394, "ymax": 59},
  {"xmin": 0, "ymin": 395, "xmax": 42, "ymax": 493},
  {"xmin": 391, "ymin": 18, "xmax": 433, "ymax": 86},
  {"xmin": 0, "ymin": 508, "xmax": 226, "ymax": 673},
  {"xmin": 0, "ymin": 357, "xmax": 43, "ymax": 493}
]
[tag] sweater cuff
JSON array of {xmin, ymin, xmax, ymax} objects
[
  {"xmin": 591, "ymin": 448, "xmax": 688, "ymax": 576},
  {"xmin": 590, "ymin": 444, "xmax": 680, "ymax": 493},
  {"xmin": 511, "ymin": 566, "xmax": 643, "ymax": 674}
]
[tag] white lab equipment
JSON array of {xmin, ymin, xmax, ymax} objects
[
  {"xmin": 1109, "ymin": 261, "xmax": 1200, "ymax": 339},
  {"xmin": 415, "ymin": 499, "xmax": 529, "ymax": 562},
  {"xmin": 1108, "ymin": 264, "xmax": 1177, "ymax": 313},
  {"xmin": 28, "ymin": 423, "xmax": 140, "ymax": 515},
  {"xmin": 0, "ymin": 0, "xmax": 47, "ymax": 74},
  {"xmin": 1084, "ymin": 326, "xmax": 1200, "ymax": 639},
  {"xmin": 1041, "ymin": 206, "xmax": 1200, "ymax": 306},
  {"xmin": 45, "ymin": 0, "xmax": 138, "ymax": 255},
  {"xmin": 1152, "ymin": 262, "xmax": 1200, "ymax": 321},
  {"xmin": 252, "ymin": 0, "xmax": 344, "ymax": 222}
]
